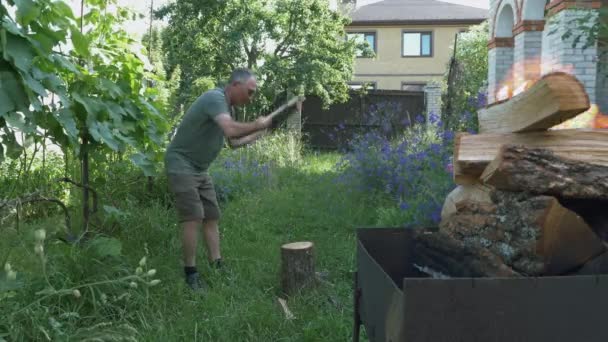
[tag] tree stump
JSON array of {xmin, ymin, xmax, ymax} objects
[{"xmin": 280, "ymin": 241, "xmax": 315, "ymax": 296}]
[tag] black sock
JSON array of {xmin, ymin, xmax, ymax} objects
[
  {"xmin": 184, "ymin": 266, "xmax": 197, "ymax": 276},
  {"xmin": 211, "ymin": 258, "xmax": 223, "ymax": 269}
]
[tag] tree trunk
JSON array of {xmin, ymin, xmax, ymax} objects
[
  {"xmin": 81, "ymin": 136, "xmax": 90, "ymax": 234},
  {"xmin": 280, "ymin": 241, "xmax": 315, "ymax": 296},
  {"xmin": 481, "ymin": 144, "xmax": 608, "ymax": 200}
]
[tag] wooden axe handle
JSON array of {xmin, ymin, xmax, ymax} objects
[{"xmin": 267, "ymin": 96, "xmax": 306, "ymax": 120}]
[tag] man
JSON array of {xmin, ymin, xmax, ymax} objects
[{"xmin": 165, "ymin": 68, "xmax": 284, "ymax": 290}]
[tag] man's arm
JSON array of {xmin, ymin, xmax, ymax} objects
[
  {"xmin": 227, "ymin": 129, "xmax": 269, "ymax": 149},
  {"xmin": 214, "ymin": 113, "xmax": 271, "ymax": 138}
]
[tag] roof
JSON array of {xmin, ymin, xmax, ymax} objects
[{"xmin": 349, "ymin": 0, "xmax": 488, "ymax": 26}]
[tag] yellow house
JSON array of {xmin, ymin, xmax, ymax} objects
[{"xmin": 345, "ymin": 0, "xmax": 487, "ymax": 114}]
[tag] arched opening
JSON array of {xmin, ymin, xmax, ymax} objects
[
  {"xmin": 522, "ymin": 0, "xmax": 548, "ymax": 20},
  {"xmin": 513, "ymin": 0, "xmax": 548, "ymax": 89},
  {"xmin": 496, "ymin": 4, "xmax": 515, "ymax": 38},
  {"xmin": 489, "ymin": 3, "xmax": 516, "ymax": 103}
]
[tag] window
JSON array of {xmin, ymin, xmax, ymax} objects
[
  {"xmin": 402, "ymin": 31, "xmax": 432, "ymax": 57},
  {"xmin": 401, "ymin": 83, "xmax": 426, "ymax": 92},
  {"xmin": 348, "ymin": 82, "xmax": 377, "ymax": 90},
  {"xmin": 347, "ymin": 32, "xmax": 376, "ymax": 57}
]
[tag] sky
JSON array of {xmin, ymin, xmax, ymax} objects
[
  {"xmin": 358, "ymin": 0, "xmax": 489, "ymax": 9},
  {"xmin": 70, "ymin": 0, "xmax": 490, "ymax": 38},
  {"xmin": 67, "ymin": 0, "xmax": 489, "ymax": 39}
]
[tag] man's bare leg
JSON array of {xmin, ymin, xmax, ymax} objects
[
  {"xmin": 182, "ymin": 220, "xmax": 200, "ymax": 267},
  {"xmin": 202, "ymin": 219, "xmax": 221, "ymax": 262}
]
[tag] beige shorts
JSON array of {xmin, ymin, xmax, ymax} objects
[{"xmin": 167, "ymin": 173, "xmax": 221, "ymax": 222}]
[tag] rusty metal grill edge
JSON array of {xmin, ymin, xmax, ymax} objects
[{"xmin": 354, "ymin": 227, "xmax": 608, "ymax": 342}]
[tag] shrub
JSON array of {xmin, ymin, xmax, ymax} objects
[
  {"xmin": 443, "ymin": 21, "xmax": 489, "ymax": 133},
  {"xmin": 337, "ymin": 113, "xmax": 455, "ymax": 226},
  {"xmin": 209, "ymin": 130, "xmax": 304, "ymax": 202}
]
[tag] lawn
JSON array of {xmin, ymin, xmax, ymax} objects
[
  {"xmin": 1, "ymin": 151, "xmax": 380, "ymax": 341},
  {"xmin": 1, "ymin": 119, "xmax": 453, "ymax": 341}
]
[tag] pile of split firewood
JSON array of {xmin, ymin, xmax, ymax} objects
[{"xmin": 412, "ymin": 72, "xmax": 608, "ymax": 278}]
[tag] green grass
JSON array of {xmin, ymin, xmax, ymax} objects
[{"xmin": 1, "ymin": 152, "xmax": 381, "ymax": 341}]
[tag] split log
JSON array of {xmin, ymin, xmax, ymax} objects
[
  {"xmin": 481, "ymin": 144, "xmax": 608, "ymax": 200},
  {"xmin": 412, "ymin": 230, "xmax": 520, "ymax": 277},
  {"xmin": 572, "ymin": 249, "xmax": 608, "ymax": 275},
  {"xmin": 280, "ymin": 241, "xmax": 315, "ymax": 296},
  {"xmin": 559, "ymin": 198, "xmax": 608, "ymax": 241},
  {"xmin": 453, "ymin": 129, "xmax": 608, "ymax": 184},
  {"xmin": 478, "ymin": 72, "xmax": 589, "ymax": 133},
  {"xmin": 277, "ymin": 297, "xmax": 296, "ymax": 320},
  {"xmin": 440, "ymin": 190, "xmax": 606, "ymax": 275},
  {"xmin": 440, "ymin": 183, "xmax": 493, "ymax": 220}
]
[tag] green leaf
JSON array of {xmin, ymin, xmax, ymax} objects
[
  {"xmin": 70, "ymin": 27, "xmax": 89, "ymax": 57},
  {"xmin": 0, "ymin": 70, "xmax": 29, "ymax": 116},
  {"xmin": 21, "ymin": 71, "xmax": 47, "ymax": 97},
  {"xmin": 102, "ymin": 205, "xmax": 126, "ymax": 219},
  {"xmin": 52, "ymin": 55, "xmax": 80, "ymax": 74},
  {"xmin": 1, "ymin": 18, "xmax": 27, "ymax": 37},
  {"xmin": 88, "ymin": 121, "xmax": 120, "ymax": 151},
  {"xmin": 14, "ymin": 0, "xmax": 40, "ymax": 26},
  {"xmin": 3, "ymin": 32, "xmax": 36, "ymax": 72},
  {"xmin": 3, "ymin": 112, "xmax": 29, "ymax": 132},
  {"xmin": 31, "ymin": 31, "xmax": 60, "ymax": 52},
  {"xmin": 72, "ymin": 92, "xmax": 103, "ymax": 116},
  {"xmin": 54, "ymin": 108, "xmax": 79, "ymax": 139},
  {"xmin": 87, "ymin": 236, "xmax": 122, "ymax": 258},
  {"xmin": 106, "ymin": 102, "xmax": 126, "ymax": 122},
  {"xmin": 1, "ymin": 129, "xmax": 22, "ymax": 159},
  {"xmin": 52, "ymin": 1, "xmax": 75, "ymax": 19},
  {"xmin": 100, "ymin": 79, "xmax": 124, "ymax": 98},
  {"xmin": 115, "ymin": 132, "xmax": 136, "ymax": 147},
  {"xmin": 130, "ymin": 153, "xmax": 155, "ymax": 176}
]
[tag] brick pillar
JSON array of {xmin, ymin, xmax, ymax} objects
[
  {"xmin": 285, "ymin": 105, "xmax": 302, "ymax": 132},
  {"xmin": 488, "ymin": 38, "xmax": 515, "ymax": 103},
  {"xmin": 543, "ymin": 1, "xmax": 600, "ymax": 104},
  {"xmin": 424, "ymin": 83, "xmax": 442, "ymax": 118},
  {"xmin": 513, "ymin": 21, "xmax": 544, "ymax": 88},
  {"xmin": 597, "ymin": 43, "xmax": 608, "ymax": 113}
]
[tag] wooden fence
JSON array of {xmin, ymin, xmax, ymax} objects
[{"xmin": 301, "ymin": 89, "xmax": 425, "ymax": 149}]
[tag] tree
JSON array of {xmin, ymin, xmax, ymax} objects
[
  {"xmin": 442, "ymin": 21, "xmax": 489, "ymax": 132},
  {"xmin": 559, "ymin": 6, "xmax": 608, "ymax": 78},
  {"xmin": 156, "ymin": 0, "xmax": 359, "ymax": 119},
  {"xmin": 0, "ymin": 0, "xmax": 168, "ymax": 234}
]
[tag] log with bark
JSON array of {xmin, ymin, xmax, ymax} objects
[
  {"xmin": 481, "ymin": 144, "xmax": 608, "ymax": 200},
  {"xmin": 412, "ymin": 230, "xmax": 520, "ymax": 277},
  {"xmin": 478, "ymin": 72, "xmax": 589, "ymax": 133},
  {"xmin": 439, "ymin": 190, "xmax": 606, "ymax": 275},
  {"xmin": 453, "ymin": 129, "xmax": 608, "ymax": 184}
]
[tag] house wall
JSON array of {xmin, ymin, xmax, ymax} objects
[
  {"xmin": 347, "ymin": 24, "xmax": 474, "ymax": 116},
  {"xmin": 347, "ymin": 25, "xmax": 469, "ymax": 90},
  {"xmin": 541, "ymin": 8, "xmax": 598, "ymax": 104},
  {"xmin": 598, "ymin": 42, "xmax": 608, "ymax": 111},
  {"xmin": 488, "ymin": 0, "xmax": 605, "ymax": 112}
]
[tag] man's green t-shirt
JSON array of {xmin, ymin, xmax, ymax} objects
[{"xmin": 165, "ymin": 88, "xmax": 230, "ymax": 174}]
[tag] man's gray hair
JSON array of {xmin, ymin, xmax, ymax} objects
[{"xmin": 229, "ymin": 68, "xmax": 255, "ymax": 84}]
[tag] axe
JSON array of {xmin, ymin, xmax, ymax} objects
[{"xmin": 267, "ymin": 95, "xmax": 306, "ymax": 126}]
